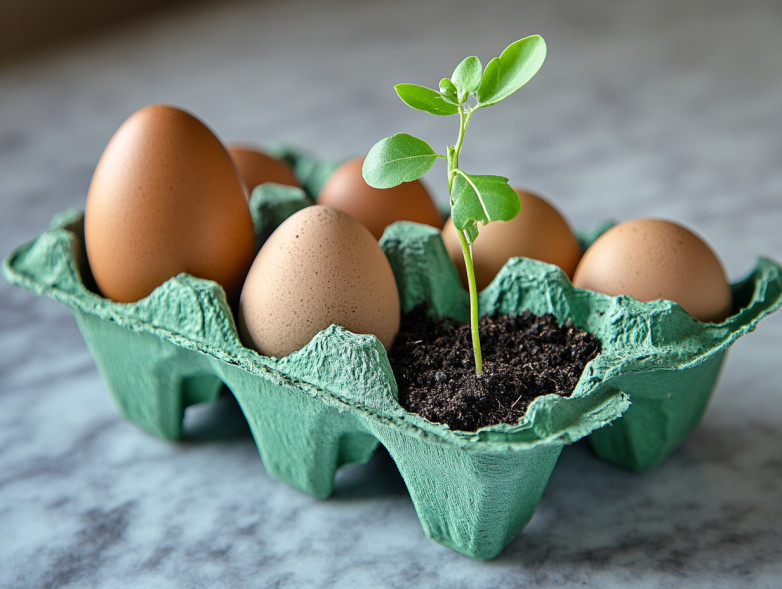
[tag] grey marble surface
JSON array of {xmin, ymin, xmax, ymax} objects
[{"xmin": 2, "ymin": 0, "xmax": 781, "ymax": 587}]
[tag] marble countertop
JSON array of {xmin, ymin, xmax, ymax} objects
[{"xmin": 2, "ymin": 0, "xmax": 781, "ymax": 586}]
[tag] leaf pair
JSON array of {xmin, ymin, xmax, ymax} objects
[
  {"xmin": 362, "ymin": 133, "xmax": 520, "ymax": 237},
  {"xmin": 393, "ymin": 35, "xmax": 546, "ymax": 116},
  {"xmin": 477, "ymin": 34, "xmax": 547, "ymax": 107}
]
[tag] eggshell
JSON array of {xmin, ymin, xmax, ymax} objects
[
  {"xmin": 442, "ymin": 188, "xmax": 582, "ymax": 291},
  {"xmin": 85, "ymin": 104, "xmax": 256, "ymax": 304},
  {"xmin": 572, "ymin": 218, "xmax": 733, "ymax": 323},
  {"xmin": 238, "ymin": 205, "xmax": 400, "ymax": 358},
  {"xmin": 228, "ymin": 145, "xmax": 299, "ymax": 196},
  {"xmin": 317, "ymin": 156, "xmax": 443, "ymax": 239}
]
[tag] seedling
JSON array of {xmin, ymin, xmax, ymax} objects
[{"xmin": 363, "ymin": 35, "xmax": 547, "ymax": 377}]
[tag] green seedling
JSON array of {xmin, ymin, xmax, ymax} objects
[{"xmin": 363, "ymin": 35, "xmax": 547, "ymax": 377}]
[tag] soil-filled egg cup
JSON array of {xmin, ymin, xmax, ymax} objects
[{"xmin": 4, "ymin": 148, "xmax": 782, "ymax": 560}]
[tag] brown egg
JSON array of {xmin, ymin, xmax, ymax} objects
[
  {"xmin": 572, "ymin": 218, "xmax": 733, "ymax": 322},
  {"xmin": 85, "ymin": 104, "xmax": 256, "ymax": 305},
  {"xmin": 317, "ymin": 156, "xmax": 443, "ymax": 239},
  {"xmin": 227, "ymin": 145, "xmax": 299, "ymax": 197},
  {"xmin": 238, "ymin": 205, "xmax": 400, "ymax": 358},
  {"xmin": 442, "ymin": 188, "xmax": 582, "ymax": 291}
]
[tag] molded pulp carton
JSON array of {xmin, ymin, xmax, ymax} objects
[{"xmin": 4, "ymin": 148, "xmax": 782, "ymax": 559}]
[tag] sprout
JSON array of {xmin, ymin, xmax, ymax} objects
[{"xmin": 363, "ymin": 35, "xmax": 547, "ymax": 376}]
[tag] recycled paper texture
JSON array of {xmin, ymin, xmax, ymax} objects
[{"xmin": 5, "ymin": 147, "xmax": 781, "ymax": 559}]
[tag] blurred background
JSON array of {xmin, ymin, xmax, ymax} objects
[
  {"xmin": 2, "ymin": 1, "xmax": 781, "ymax": 587},
  {"xmin": 0, "ymin": 0, "xmax": 187, "ymax": 63},
  {"xmin": 3, "ymin": 0, "xmax": 780, "ymax": 278}
]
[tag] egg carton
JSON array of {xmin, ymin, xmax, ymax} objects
[{"xmin": 4, "ymin": 147, "xmax": 782, "ymax": 560}]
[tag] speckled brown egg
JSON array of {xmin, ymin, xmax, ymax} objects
[
  {"xmin": 441, "ymin": 188, "xmax": 582, "ymax": 291},
  {"xmin": 238, "ymin": 205, "xmax": 400, "ymax": 358},
  {"xmin": 317, "ymin": 156, "xmax": 443, "ymax": 240},
  {"xmin": 572, "ymin": 218, "xmax": 733, "ymax": 323},
  {"xmin": 85, "ymin": 104, "xmax": 256, "ymax": 305},
  {"xmin": 227, "ymin": 145, "xmax": 299, "ymax": 197}
]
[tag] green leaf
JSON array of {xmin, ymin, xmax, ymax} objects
[
  {"xmin": 395, "ymin": 83, "xmax": 460, "ymax": 116},
  {"xmin": 362, "ymin": 133, "xmax": 439, "ymax": 189},
  {"xmin": 439, "ymin": 78, "xmax": 458, "ymax": 101},
  {"xmin": 477, "ymin": 35, "xmax": 547, "ymax": 107},
  {"xmin": 451, "ymin": 55, "xmax": 482, "ymax": 98},
  {"xmin": 450, "ymin": 171, "xmax": 521, "ymax": 230},
  {"xmin": 476, "ymin": 57, "xmax": 500, "ymax": 104}
]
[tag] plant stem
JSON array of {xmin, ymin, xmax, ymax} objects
[
  {"xmin": 457, "ymin": 228, "xmax": 483, "ymax": 376},
  {"xmin": 447, "ymin": 105, "xmax": 472, "ymax": 194},
  {"xmin": 446, "ymin": 104, "xmax": 483, "ymax": 377}
]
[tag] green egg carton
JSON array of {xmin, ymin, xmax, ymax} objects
[{"xmin": 4, "ymin": 148, "xmax": 782, "ymax": 560}]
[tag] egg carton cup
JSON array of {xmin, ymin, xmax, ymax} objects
[{"xmin": 5, "ymin": 149, "xmax": 782, "ymax": 560}]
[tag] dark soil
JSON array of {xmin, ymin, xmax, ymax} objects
[{"xmin": 388, "ymin": 306, "xmax": 602, "ymax": 432}]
